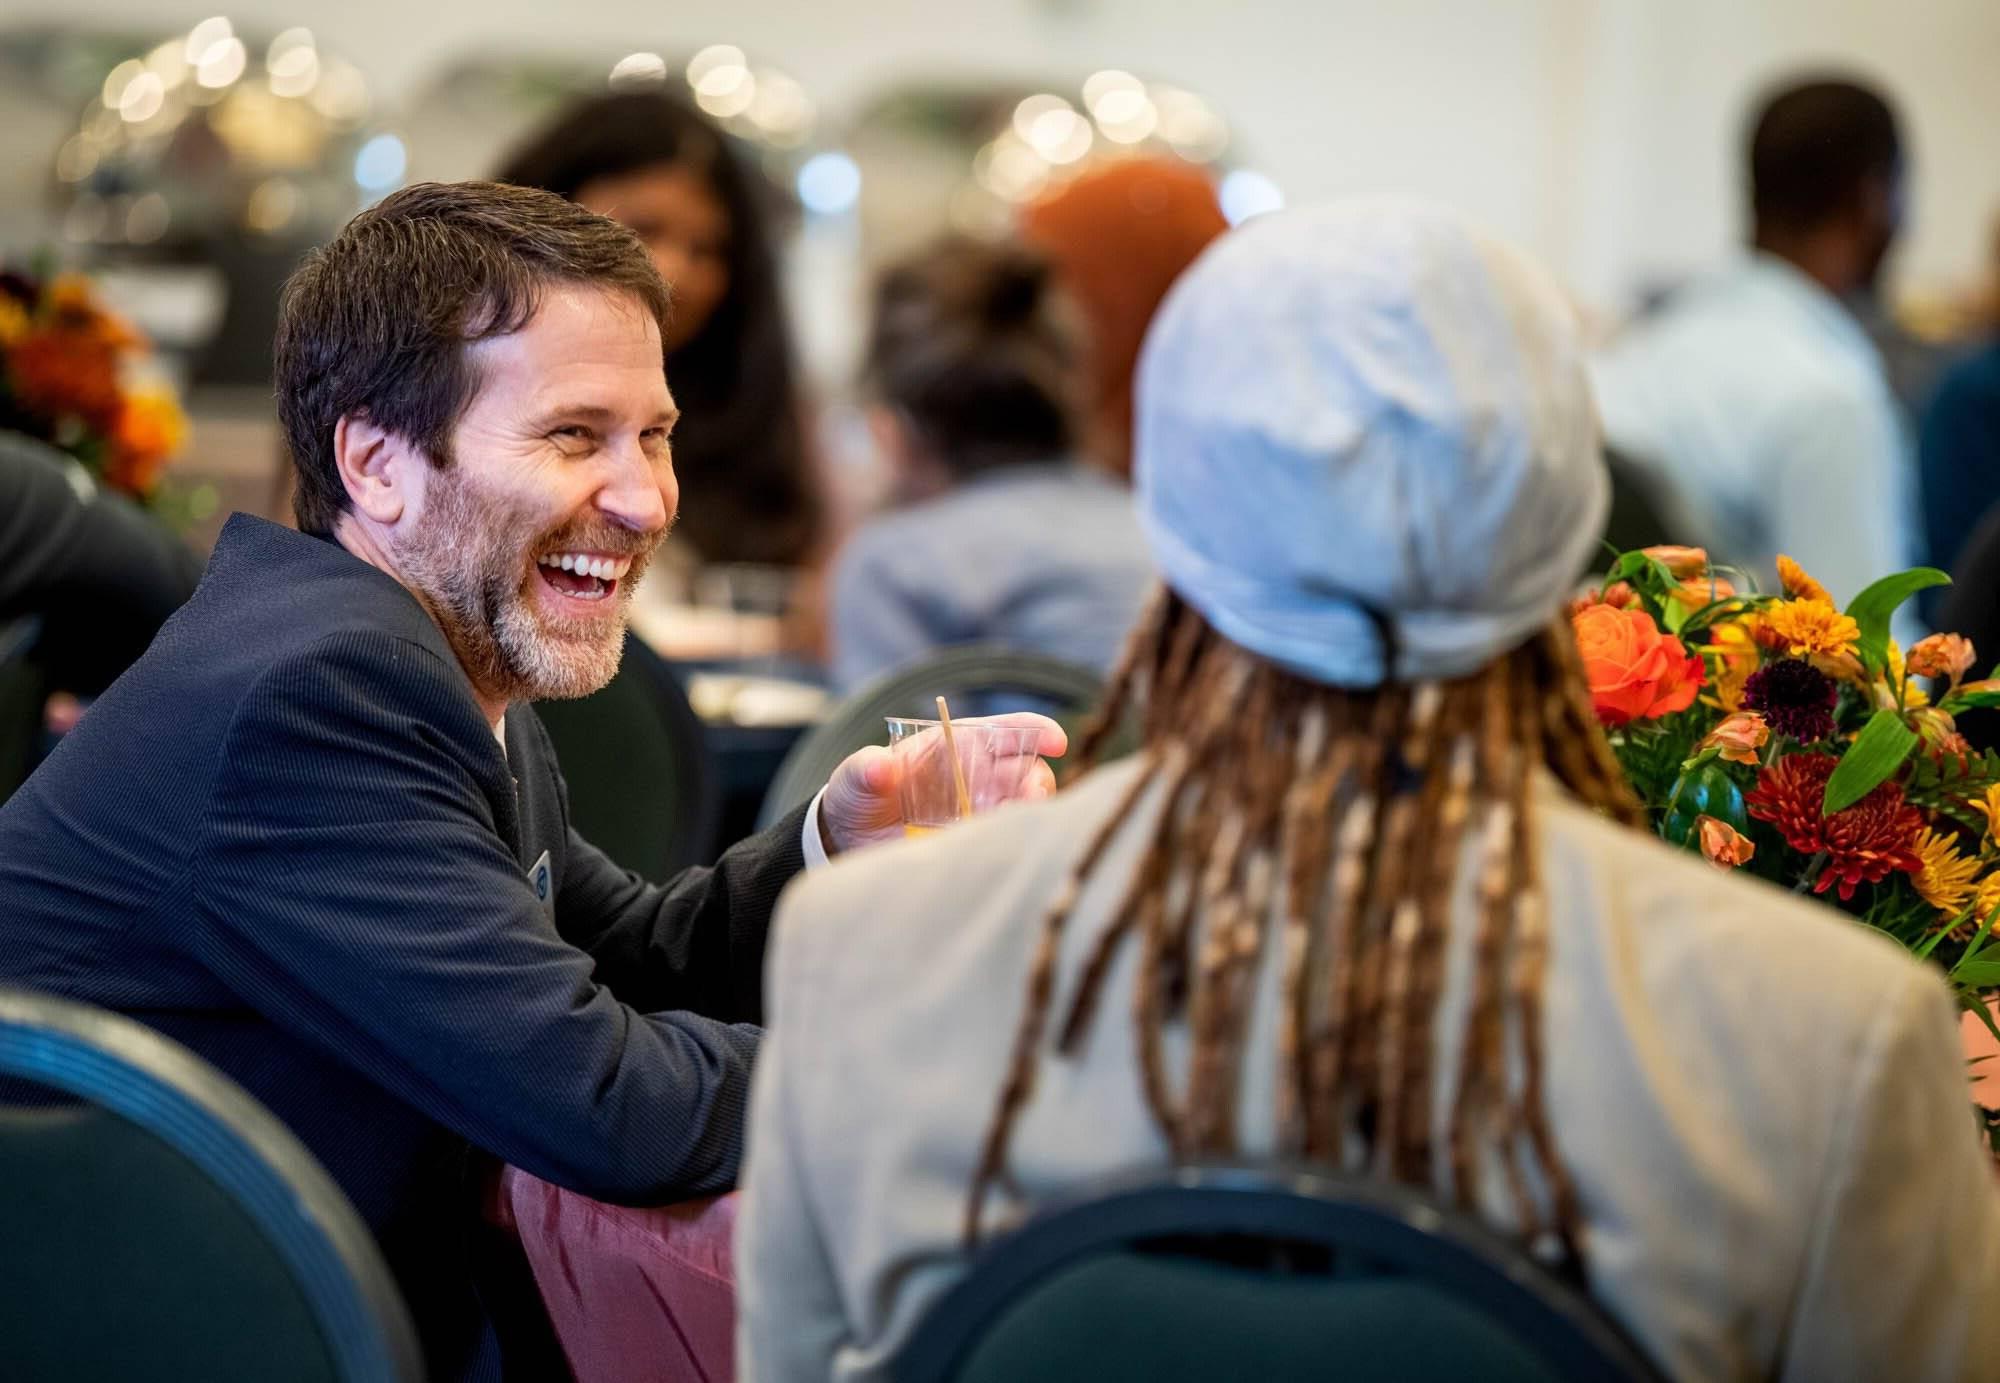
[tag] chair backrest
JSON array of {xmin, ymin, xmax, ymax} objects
[
  {"xmin": 534, "ymin": 631, "xmax": 721, "ymax": 876},
  {"xmin": 755, "ymin": 644, "xmax": 1106, "ymax": 829},
  {"xmin": 0, "ymin": 986, "xmax": 425, "ymax": 1383},
  {"xmin": 894, "ymin": 1163, "xmax": 1662, "ymax": 1383},
  {"xmin": 0, "ymin": 615, "xmax": 44, "ymax": 801}
]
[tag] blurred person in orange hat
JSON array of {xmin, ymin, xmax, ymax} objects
[{"xmin": 1018, "ymin": 157, "xmax": 1227, "ymax": 480}]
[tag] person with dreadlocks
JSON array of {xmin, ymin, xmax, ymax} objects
[{"xmin": 736, "ymin": 202, "xmax": 2000, "ymax": 1383}]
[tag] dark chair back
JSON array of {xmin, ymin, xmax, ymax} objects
[
  {"xmin": 535, "ymin": 632, "xmax": 721, "ymax": 876},
  {"xmin": 1600, "ymin": 446, "xmax": 1689, "ymax": 556},
  {"xmin": 0, "ymin": 615, "xmax": 44, "ymax": 801},
  {"xmin": 755, "ymin": 644, "xmax": 1106, "ymax": 829},
  {"xmin": 894, "ymin": 1164, "xmax": 1661, "ymax": 1383},
  {"xmin": 0, "ymin": 986, "xmax": 424, "ymax": 1383}
]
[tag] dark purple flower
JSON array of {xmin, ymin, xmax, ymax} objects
[{"xmin": 1743, "ymin": 657, "xmax": 1837, "ymax": 743}]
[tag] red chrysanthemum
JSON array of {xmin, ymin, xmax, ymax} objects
[{"xmin": 1744, "ymin": 753, "xmax": 1925, "ymax": 901}]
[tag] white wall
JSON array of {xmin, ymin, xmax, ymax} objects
[{"xmin": 21, "ymin": 0, "xmax": 2000, "ymax": 309}]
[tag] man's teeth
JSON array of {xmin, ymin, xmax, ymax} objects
[{"xmin": 536, "ymin": 553, "xmax": 632, "ymax": 580}]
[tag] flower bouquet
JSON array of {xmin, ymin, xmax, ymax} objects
[
  {"xmin": 1573, "ymin": 546, "xmax": 2000, "ymax": 1039},
  {"xmin": 0, "ymin": 262, "xmax": 199, "ymax": 520}
]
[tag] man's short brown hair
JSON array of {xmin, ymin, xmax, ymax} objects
[{"xmin": 274, "ymin": 180, "xmax": 671, "ymax": 534}]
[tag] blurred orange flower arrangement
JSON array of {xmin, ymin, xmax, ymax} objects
[
  {"xmin": 0, "ymin": 264, "xmax": 188, "ymax": 502},
  {"xmin": 1572, "ymin": 543, "xmax": 2000, "ymax": 1045}
]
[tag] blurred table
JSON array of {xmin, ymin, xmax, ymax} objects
[{"xmin": 493, "ymin": 1166, "xmax": 740, "ymax": 1383}]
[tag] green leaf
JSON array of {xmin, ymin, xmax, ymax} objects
[
  {"xmin": 1603, "ymin": 551, "xmax": 1680, "ymax": 608},
  {"xmin": 1821, "ymin": 709, "xmax": 1919, "ymax": 815},
  {"xmin": 1917, "ymin": 914, "xmax": 1962, "ymax": 961},
  {"xmin": 1961, "ymin": 895, "xmax": 1999, "ymax": 951},
  {"xmin": 1967, "ymin": 993, "xmax": 2000, "ymax": 1044},
  {"xmin": 1902, "ymin": 747, "xmax": 2000, "ymax": 824},
  {"xmin": 1676, "ymin": 596, "xmax": 1760, "ymax": 638},
  {"xmin": 1948, "ymin": 688, "xmax": 2000, "ymax": 711},
  {"xmin": 1948, "ymin": 901, "xmax": 2000, "ymax": 968},
  {"xmin": 1845, "ymin": 567, "xmax": 1950, "ymax": 673},
  {"xmin": 1603, "ymin": 551, "xmax": 1653, "ymax": 590},
  {"xmin": 1952, "ymin": 961, "xmax": 2000, "ymax": 989}
]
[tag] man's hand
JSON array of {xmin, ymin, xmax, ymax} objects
[{"xmin": 818, "ymin": 713, "xmax": 1067, "ymax": 856}]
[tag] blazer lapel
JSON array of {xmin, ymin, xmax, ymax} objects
[{"xmin": 504, "ymin": 705, "xmax": 566, "ymax": 897}]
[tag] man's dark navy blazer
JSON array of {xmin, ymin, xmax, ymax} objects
[{"xmin": 0, "ymin": 514, "xmax": 807, "ymax": 1378}]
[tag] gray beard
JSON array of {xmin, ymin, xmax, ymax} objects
[{"xmin": 393, "ymin": 469, "xmax": 644, "ymax": 706}]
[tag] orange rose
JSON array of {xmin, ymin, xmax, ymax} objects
[
  {"xmin": 1696, "ymin": 815, "xmax": 1756, "ymax": 870},
  {"xmin": 1571, "ymin": 604, "xmax": 1705, "ymax": 726}
]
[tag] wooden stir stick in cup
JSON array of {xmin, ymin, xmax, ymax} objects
[{"xmin": 935, "ymin": 695, "xmax": 974, "ymax": 819}]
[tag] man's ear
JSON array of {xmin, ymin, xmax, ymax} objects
[{"xmin": 333, "ymin": 414, "xmax": 417, "ymax": 526}]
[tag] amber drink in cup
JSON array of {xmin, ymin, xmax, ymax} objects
[{"xmin": 885, "ymin": 716, "xmax": 1043, "ymax": 836}]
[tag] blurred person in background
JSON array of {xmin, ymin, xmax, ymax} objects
[
  {"xmin": 0, "ymin": 430, "xmax": 198, "ymax": 791},
  {"xmin": 498, "ymin": 89, "xmax": 824, "ymax": 574},
  {"xmin": 1018, "ymin": 157, "xmax": 1228, "ymax": 480},
  {"xmin": 1920, "ymin": 213, "xmax": 2000, "ymax": 609},
  {"xmin": 1592, "ymin": 76, "xmax": 1910, "ymax": 610},
  {"xmin": 738, "ymin": 201, "xmax": 2000, "ymax": 1383},
  {"xmin": 827, "ymin": 236, "xmax": 1153, "ymax": 689},
  {"xmin": 0, "ymin": 432, "xmax": 197, "ymax": 701}
]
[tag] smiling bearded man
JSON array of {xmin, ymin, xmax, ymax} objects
[
  {"xmin": 384, "ymin": 295, "xmax": 664, "ymax": 708},
  {"xmin": 0, "ymin": 181, "xmax": 1061, "ymax": 1382},
  {"xmin": 397, "ymin": 455, "xmax": 651, "ymax": 700}
]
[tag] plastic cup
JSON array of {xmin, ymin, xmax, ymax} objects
[{"xmin": 884, "ymin": 717, "xmax": 1044, "ymax": 835}]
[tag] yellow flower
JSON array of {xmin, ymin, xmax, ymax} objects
[
  {"xmin": 1914, "ymin": 828, "xmax": 1981, "ymax": 917},
  {"xmin": 1972, "ymin": 872, "xmax": 2000, "ymax": 932},
  {"xmin": 1971, "ymin": 784, "xmax": 2000, "ymax": 842},
  {"xmin": 1705, "ymin": 619, "xmax": 1760, "ymax": 711},
  {"xmin": 1882, "ymin": 640, "xmax": 1929, "ymax": 709},
  {"xmin": 1763, "ymin": 599, "xmax": 1860, "ymax": 659},
  {"xmin": 1776, "ymin": 554, "xmax": 1833, "ymax": 604},
  {"xmin": 0, "ymin": 294, "xmax": 27, "ymax": 346}
]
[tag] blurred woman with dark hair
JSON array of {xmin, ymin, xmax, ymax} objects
[
  {"xmin": 497, "ymin": 89, "xmax": 823, "ymax": 570},
  {"xmin": 827, "ymin": 236, "xmax": 1153, "ymax": 689}
]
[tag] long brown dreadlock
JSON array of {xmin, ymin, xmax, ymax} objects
[{"xmin": 963, "ymin": 587, "xmax": 1642, "ymax": 1258}]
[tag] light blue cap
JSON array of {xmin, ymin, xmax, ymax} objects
[{"xmin": 1134, "ymin": 199, "xmax": 1607, "ymax": 688}]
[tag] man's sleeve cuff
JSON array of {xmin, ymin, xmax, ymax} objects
[{"xmin": 800, "ymin": 788, "xmax": 831, "ymax": 870}]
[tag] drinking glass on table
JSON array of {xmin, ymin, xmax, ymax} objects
[{"xmin": 884, "ymin": 716, "xmax": 1045, "ymax": 836}]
